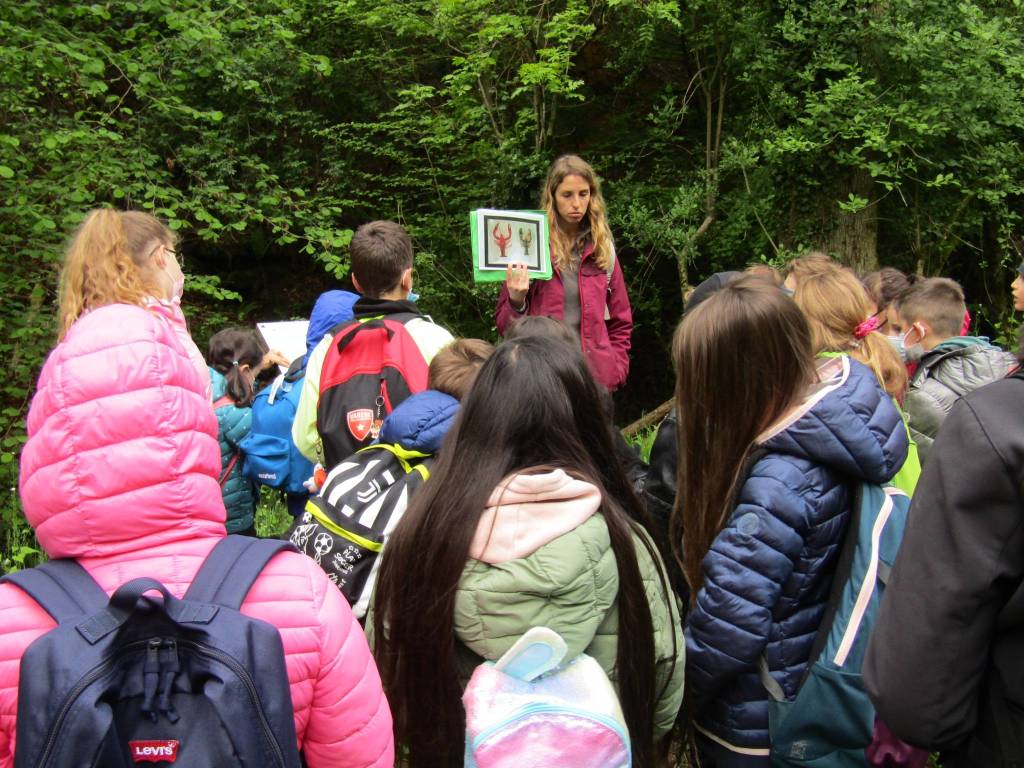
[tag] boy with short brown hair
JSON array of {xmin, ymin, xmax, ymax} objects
[{"xmin": 894, "ymin": 277, "xmax": 1015, "ymax": 462}]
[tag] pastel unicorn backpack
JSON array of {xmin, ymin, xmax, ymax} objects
[{"xmin": 462, "ymin": 627, "xmax": 630, "ymax": 768}]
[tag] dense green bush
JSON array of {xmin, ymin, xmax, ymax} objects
[{"xmin": 2, "ymin": 0, "xmax": 1023, "ymax": 568}]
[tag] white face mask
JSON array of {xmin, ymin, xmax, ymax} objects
[
  {"xmin": 155, "ymin": 244, "xmax": 184, "ymax": 303},
  {"xmin": 168, "ymin": 270, "xmax": 185, "ymax": 303},
  {"xmin": 165, "ymin": 259, "xmax": 184, "ymax": 303}
]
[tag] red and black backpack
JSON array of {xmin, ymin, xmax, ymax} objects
[{"xmin": 316, "ymin": 313, "xmax": 429, "ymax": 468}]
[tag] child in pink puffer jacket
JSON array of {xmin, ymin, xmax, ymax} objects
[
  {"xmin": 57, "ymin": 207, "xmax": 212, "ymax": 399},
  {"xmin": 0, "ymin": 303, "xmax": 394, "ymax": 768}
]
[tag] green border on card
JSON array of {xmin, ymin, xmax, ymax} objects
[{"xmin": 471, "ymin": 209, "xmax": 552, "ymax": 283}]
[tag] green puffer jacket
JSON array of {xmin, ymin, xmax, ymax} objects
[
  {"xmin": 453, "ymin": 513, "xmax": 685, "ymax": 740},
  {"xmin": 210, "ymin": 367, "xmax": 258, "ymax": 533}
]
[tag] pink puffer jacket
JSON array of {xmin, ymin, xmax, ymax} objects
[{"xmin": 0, "ymin": 304, "xmax": 393, "ymax": 768}]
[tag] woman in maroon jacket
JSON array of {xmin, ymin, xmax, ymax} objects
[{"xmin": 495, "ymin": 155, "xmax": 633, "ymax": 391}]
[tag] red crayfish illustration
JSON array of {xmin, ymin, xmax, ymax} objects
[{"xmin": 492, "ymin": 223, "xmax": 513, "ymax": 259}]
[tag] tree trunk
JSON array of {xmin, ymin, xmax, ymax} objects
[{"xmin": 824, "ymin": 168, "xmax": 878, "ymax": 273}]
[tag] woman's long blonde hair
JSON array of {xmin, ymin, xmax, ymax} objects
[
  {"xmin": 793, "ymin": 267, "xmax": 908, "ymax": 399},
  {"xmin": 541, "ymin": 155, "xmax": 614, "ymax": 272},
  {"xmin": 58, "ymin": 209, "xmax": 173, "ymax": 340}
]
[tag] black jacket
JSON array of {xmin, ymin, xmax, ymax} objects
[
  {"xmin": 642, "ymin": 409, "xmax": 687, "ymax": 605},
  {"xmin": 865, "ymin": 373, "xmax": 1024, "ymax": 767},
  {"xmin": 643, "ymin": 408, "xmax": 677, "ymax": 533}
]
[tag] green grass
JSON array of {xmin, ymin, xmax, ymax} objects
[
  {"xmin": 254, "ymin": 487, "xmax": 294, "ymax": 538},
  {"xmin": 0, "ymin": 488, "xmax": 43, "ymax": 574},
  {"xmin": 624, "ymin": 424, "xmax": 659, "ymax": 463}
]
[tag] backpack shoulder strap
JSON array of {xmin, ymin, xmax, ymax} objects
[
  {"xmin": 385, "ymin": 311, "xmax": 423, "ymax": 326},
  {"xmin": 184, "ymin": 535, "xmax": 298, "ymax": 610},
  {"xmin": 218, "ymin": 451, "xmax": 242, "ymax": 488},
  {"xmin": 1, "ymin": 559, "xmax": 109, "ymax": 623},
  {"xmin": 326, "ymin": 317, "xmax": 359, "ymax": 338}
]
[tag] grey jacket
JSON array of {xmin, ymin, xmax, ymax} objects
[{"xmin": 905, "ymin": 337, "xmax": 1016, "ymax": 463}]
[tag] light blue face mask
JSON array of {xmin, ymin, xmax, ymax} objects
[
  {"xmin": 888, "ymin": 328, "xmax": 924, "ymax": 363},
  {"xmin": 407, "ymin": 291, "xmax": 419, "ymax": 303},
  {"xmin": 885, "ymin": 334, "xmax": 906, "ymax": 362},
  {"xmin": 780, "ymin": 285, "xmax": 795, "ymax": 297}
]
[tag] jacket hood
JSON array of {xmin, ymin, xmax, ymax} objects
[
  {"xmin": 933, "ymin": 335, "xmax": 997, "ymax": 353},
  {"xmin": 377, "ymin": 390, "xmax": 458, "ymax": 454},
  {"xmin": 469, "ymin": 469, "xmax": 601, "ymax": 564},
  {"xmin": 915, "ymin": 337, "xmax": 1016, "ymax": 382},
  {"xmin": 304, "ymin": 290, "xmax": 359, "ymax": 366},
  {"xmin": 209, "ymin": 366, "xmax": 227, "ymax": 399},
  {"xmin": 19, "ymin": 303, "xmax": 226, "ymax": 560},
  {"xmin": 758, "ymin": 355, "xmax": 908, "ymax": 484}
]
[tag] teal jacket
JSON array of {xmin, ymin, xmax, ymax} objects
[{"xmin": 210, "ymin": 367, "xmax": 258, "ymax": 533}]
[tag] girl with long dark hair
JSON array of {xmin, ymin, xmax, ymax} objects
[
  {"xmin": 495, "ymin": 155, "xmax": 633, "ymax": 392},
  {"xmin": 672, "ymin": 277, "xmax": 907, "ymax": 766},
  {"xmin": 371, "ymin": 335, "xmax": 683, "ymax": 768}
]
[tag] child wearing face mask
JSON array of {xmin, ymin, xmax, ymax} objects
[
  {"xmin": 208, "ymin": 328, "xmax": 283, "ymax": 536},
  {"xmin": 57, "ymin": 208, "xmax": 211, "ymax": 399},
  {"xmin": 893, "ymin": 277, "xmax": 1017, "ymax": 463}
]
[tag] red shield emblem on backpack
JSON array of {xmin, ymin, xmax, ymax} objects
[{"xmin": 347, "ymin": 409, "xmax": 373, "ymax": 441}]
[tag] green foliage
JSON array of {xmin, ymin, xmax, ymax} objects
[
  {"xmin": 255, "ymin": 488, "xmax": 293, "ymax": 539},
  {"xmin": 0, "ymin": 489, "xmax": 42, "ymax": 574},
  {"xmin": 624, "ymin": 425, "xmax": 659, "ymax": 464},
  {"xmin": 2, "ymin": 0, "xmax": 1024, "ymax": 566}
]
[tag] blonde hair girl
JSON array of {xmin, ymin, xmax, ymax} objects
[
  {"xmin": 495, "ymin": 155, "xmax": 634, "ymax": 391},
  {"xmin": 792, "ymin": 267, "xmax": 908, "ymax": 400},
  {"xmin": 58, "ymin": 208, "xmax": 210, "ymax": 397}
]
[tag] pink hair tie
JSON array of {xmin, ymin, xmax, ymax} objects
[{"xmin": 854, "ymin": 315, "xmax": 881, "ymax": 339}]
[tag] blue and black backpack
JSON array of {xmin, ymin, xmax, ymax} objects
[
  {"xmin": 2, "ymin": 535, "xmax": 303, "ymax": 768},
  {"xmin": 761, "ymin": 480, "xmax": 911, "ymax": 765},
  {"xmin": 240, "ymin": 358, "xmax": 314, "ymax": 496}
]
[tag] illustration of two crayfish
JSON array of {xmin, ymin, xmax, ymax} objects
[{"xmin": 492, "ymin": 223, "xmax": 532, "ymax": 259}]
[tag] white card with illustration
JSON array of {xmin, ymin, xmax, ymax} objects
[{"xmin": 470, "ymin": 209, "xmax": 552, "ymax": 282}]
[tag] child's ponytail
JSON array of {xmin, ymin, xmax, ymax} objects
[
  {"xmin": 208, "ymin": 328, "xmax": 265, "ymax": 407},
  {"xmin": 858, "ymin": 330, "xmax": 908, "ymax": 401},
  {"xmin": 58, "ymin": 209, "xmax": 173, "ymax": 340}
]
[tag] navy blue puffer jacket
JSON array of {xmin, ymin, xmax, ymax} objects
[{"xmin": 686, "ymin": 356, "xmax": 909, "ymax": 758}]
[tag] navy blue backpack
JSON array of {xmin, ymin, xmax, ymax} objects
[
  {"xmin": 2, "ymin": 535, "xmax": 303, "ymax": 768},
  {"xmin": 240, "ymin": 359, "xmax": 314, "ymax": 496}
]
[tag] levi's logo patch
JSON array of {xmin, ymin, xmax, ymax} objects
[
  {"xmin": 347, "ymin": 408, "xmax": 373, "ymax": 441},
  {"xmin": 129, "ymin": 740, "xmax": 179, "ymax": 763}
]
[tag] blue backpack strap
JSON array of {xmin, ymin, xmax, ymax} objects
[
  {"xmin": 184, "ymin": 535, "xmax": 298, "ymax": 610},
  {"xmin": 1, "ymin": 559, "xmax": 109, "ymax": 623}
]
